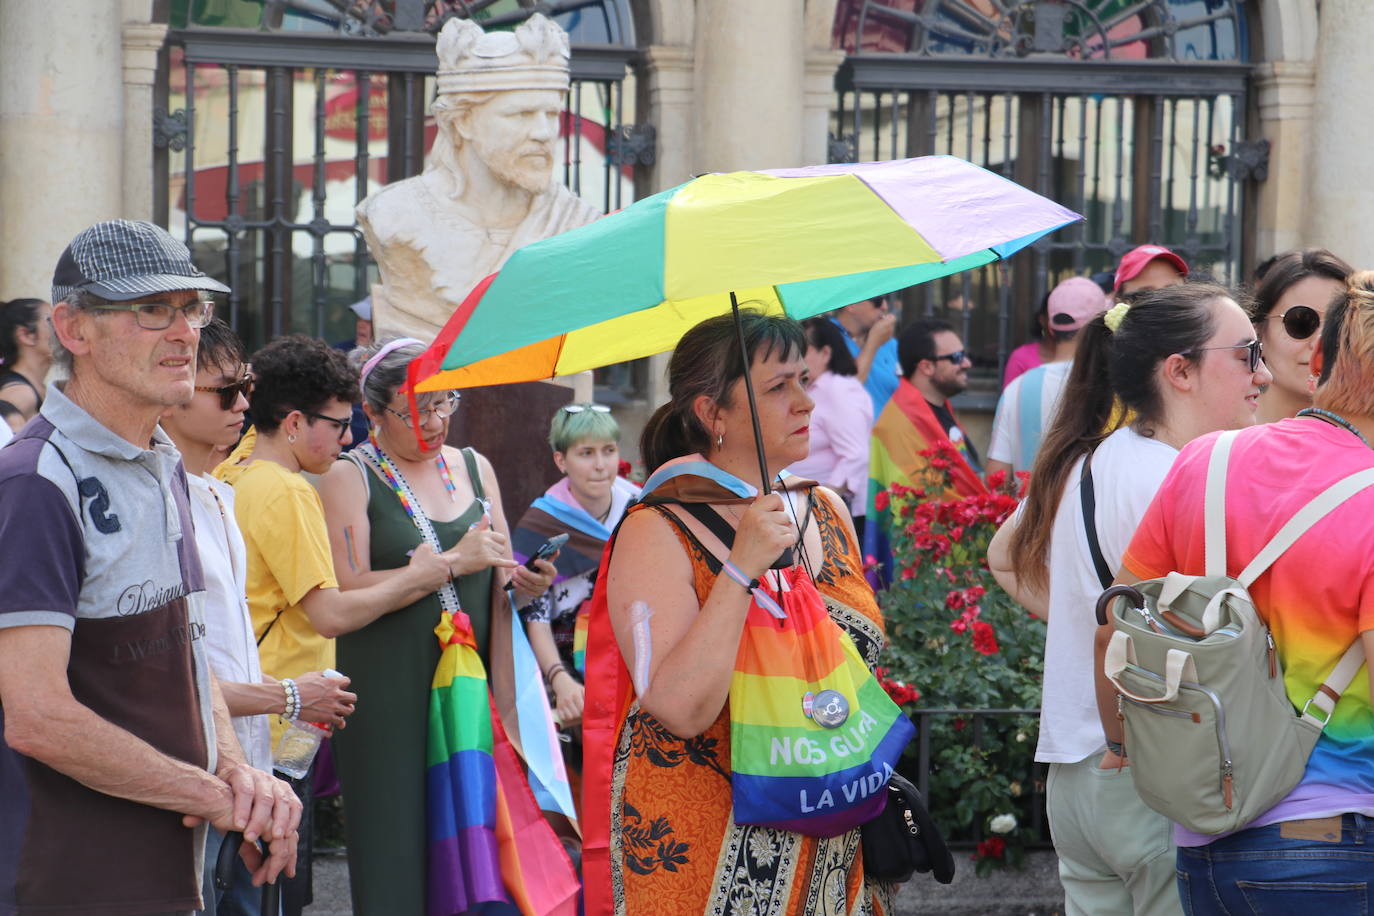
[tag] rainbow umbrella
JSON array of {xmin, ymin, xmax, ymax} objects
[{"xmin": 406, "ymin": 155, "xmax": 1080, "ymax": 486}]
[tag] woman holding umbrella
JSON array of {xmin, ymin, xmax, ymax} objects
[{"xmin": 583, "ymin": 310, "xmax": 900, "ymax": 914}]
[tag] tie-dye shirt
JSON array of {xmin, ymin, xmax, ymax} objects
[{"xmin": 1123, "ymin": 418, "xmax": 1374, "ymax": 846}]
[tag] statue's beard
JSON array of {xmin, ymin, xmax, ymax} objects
[{"xmin": 485, "ymin": 144, "xmax": 554, "ymax": 195}]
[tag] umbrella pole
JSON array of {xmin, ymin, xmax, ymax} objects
[
  {"xmin": 730, "ymin": 292, "xmax": 793, "ymax": 570},
  {"xmin": 729, "ymin": 291, "xmax": 774, "ymax": 497}
]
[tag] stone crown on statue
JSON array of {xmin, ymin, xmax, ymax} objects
[{"xmin": 435, "ymin": 13, "xmax": 571, "ymax": 96}]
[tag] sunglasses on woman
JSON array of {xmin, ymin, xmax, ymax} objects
[
  {"xmin": 194, "ymin": 374, "xmax": 254, "ymax": 410},
  {"xmin": 1267, "ymin": 305, "xmax": 1322, "ymax": 341},
  {"xmin": 1183, "ymin": 338, "xmax": 1265, "ymax": 373}
]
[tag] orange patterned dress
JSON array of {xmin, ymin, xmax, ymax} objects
[{"xmin": 604, "ymin": 490, "xmax": 895, "ymax": 916}]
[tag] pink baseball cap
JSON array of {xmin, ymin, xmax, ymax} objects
[
  {"xmin": 1113, "ymin": 244, "xmax": 1189, "ymax": 291},
  {"xmin": 1047, "ymin": 276, "xmax": 1109, "ymax": 331}
]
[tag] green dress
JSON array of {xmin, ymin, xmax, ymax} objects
[{"xmin": 332, "ymin": 448, "xmax": 493, "ymax": 916}]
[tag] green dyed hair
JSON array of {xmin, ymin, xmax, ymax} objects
[{"xmin": 549, "ymin": 403, "xmax": 621, "ymax": 453}]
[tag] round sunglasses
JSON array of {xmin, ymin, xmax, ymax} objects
[{"xmin": 1266, "ymin": 305, "xmax": 1322, "ymax": 341}]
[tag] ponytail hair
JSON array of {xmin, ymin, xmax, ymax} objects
[
  {"xmin": 640, "ymin": 309, "xmax": 805, "ymax": 473},
  {"xmin": 1008, "ymin": 281, "xmax": 1234, "ymax": 592},
  {"xmin": 0, "ymin": 298, "xmax": 45, "ymax": 367},
  {"xmin": 1315, "ymin": 270, "xmax": 1374, "ymax": 417}
]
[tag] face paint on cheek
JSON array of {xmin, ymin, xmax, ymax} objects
[{"xmin": 628, "ymin": 600, "xmax": 655, "ymax": 698}]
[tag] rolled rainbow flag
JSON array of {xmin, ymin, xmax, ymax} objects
[{"xmin": 427, "ymin": 610, "xmax": 579, "ymax": 916}]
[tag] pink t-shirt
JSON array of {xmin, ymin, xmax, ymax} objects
[
  {"xmin": 1123, "ymin": 419, "xmax": 1374, "ymax": 845},
  {"xmin": 1001, "ymin": 341, "xmax": 1042, "ymax": 389},
  {"xmin": 789, "ymin": 371, "xmax": 872, "ymax": 516}
]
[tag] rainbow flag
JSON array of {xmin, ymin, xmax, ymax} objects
[
  {"xmin": 866, "ymin": 378, "xmax": 986, "ymax": 584},
  {"xmin": 571, "ymin": 607, "xmax": 589, "ymax": 677},
  {"xmin": 427, "ymin": 610, "xmax": 580, "ymax": 916},
  {"xmin": 728, "ymin": 565, "xmax": 915, "ymax": 835}
]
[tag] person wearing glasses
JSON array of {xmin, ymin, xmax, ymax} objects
[
  {"xmin": 318, "ymin": 338, "xmax": 557, "ymax": 916},
  {"xmin": 514, "ymin": 402, "xmax": 641, "ymax": 736},
  {"xmin": 867, "ymin": 318, "xmax": 985, "ymax": 582},
  {"xmin": 0, "ymin": 220, "xmax": 301, "ymax": 912},
  {"xmin": 160, "ymin": 318, "xmax": 358, "ymax": 913},
  {"xmin": 1107, "ymin": 273, "xmax": 1374, "ymax": 914},
  {"xmin": 215, "ymin": 334, "xmax": 451, "ymax": 916},
  {"xmin": 988, "ymin": 282, "xmax": 1270, "ymax": 916},
  {"xmin": 1246, "ymin": 249, "xmax": 1352, "ymax": 425}
]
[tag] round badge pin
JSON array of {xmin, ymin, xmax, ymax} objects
[{"xmin": 811, "ymin": 689, "xmax": 850, "ymax": 729}]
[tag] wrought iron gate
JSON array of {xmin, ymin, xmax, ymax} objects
[
  {"xmin": 154, "ymin": 2, "xmax": 642, "ymax": 353},
  {"xmin": 831, "ymin": 0, "xmax": 1263, "ymax": 381}
]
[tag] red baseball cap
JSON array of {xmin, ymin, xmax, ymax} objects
[{"xmin": 1113, "ymin": 244, "xmax": 1189, "ymax": 291}]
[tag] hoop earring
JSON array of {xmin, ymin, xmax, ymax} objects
[
  {"xmin": 287, "ymin": 433, "xmax": 297, "ymax": 444},
  {"xmin": 716, "ymin": 432, "xmax": 724, "ymax": 448}
]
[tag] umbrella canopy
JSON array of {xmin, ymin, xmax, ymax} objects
[{"xmin": 409, "ymin": 155, "xmax": 1081, "ymax": 393}]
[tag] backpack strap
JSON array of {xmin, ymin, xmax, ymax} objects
[
  {"xmin": 1203, "ymin": 430, "xmax": 1240, "ymax": 577},
  {"xmin": 1302, "ymin": 640, "xmax": 1368, "ymax": 728},
  {"xmin": 1079, "ymin": 449, "xmax": 1114, "ymax": 590},
  {"xmin": 1238, "ymin": 467, "xmax": 1374, "ymax": 586},
  {"xmin": 1016, "ymin": 368, "xmax": 1046, "ymax": 472}
]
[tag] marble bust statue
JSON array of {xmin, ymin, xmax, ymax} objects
[{"xmin": 357, "ymin": 14, "xmax": 601, "ymax": 340}]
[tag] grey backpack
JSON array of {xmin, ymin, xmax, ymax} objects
[{"xmin": 1096, "ymin": 429, "xmax": 1370, "ymax": 835}]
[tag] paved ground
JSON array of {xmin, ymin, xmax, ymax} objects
[{"xmin": 304, "ymin": 850, "xmax": 1065, "ymax": 916}]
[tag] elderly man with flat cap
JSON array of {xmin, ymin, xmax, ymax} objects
[{"xmin": 0, "ymin": 219, "xmax": 300, "ymax": 914}]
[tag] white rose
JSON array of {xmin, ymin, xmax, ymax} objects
[{"xmin": 989, "ymin": 813, "xmax": 1017, "ymax": 835}]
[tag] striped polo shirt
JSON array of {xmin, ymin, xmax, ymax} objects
[{"xmin": 0, "ymin": 383, "xmax": 215, "ymax": 914}]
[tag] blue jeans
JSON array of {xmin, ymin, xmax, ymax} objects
[{"xmin": 1176, "ymin": 814, "xmax": 1374, "ymax": 915}]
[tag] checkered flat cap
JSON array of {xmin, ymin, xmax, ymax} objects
[{"xmin": 52, "ymin": 219, "xmax": 231, "ymax": 304}]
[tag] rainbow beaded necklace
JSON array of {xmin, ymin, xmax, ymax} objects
[{"xmin": 366, "ymin": 428, "xmax": 458, "ymax": 520}]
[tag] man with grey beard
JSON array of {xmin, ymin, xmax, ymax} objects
[{"xmin": 357, "ymin": 13, "xmax": 600, "ymax": 341}]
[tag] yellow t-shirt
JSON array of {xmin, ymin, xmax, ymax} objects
[{"xmin": 214, "ymin": 457, "xmax": 337, "ymax": 681}]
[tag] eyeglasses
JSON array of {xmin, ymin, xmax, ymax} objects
[
  {"xmin": 931, "ymin": 350, "xmax": 968, "ymax": 365},
  {"xmin": 561, "ymin": 403, "xmax": 611, "ymax": 414},
  {"xmin": 194, "ymin": 374, "xmax": 253, "ymax": 410},
  {"xmin": 385, "ymin": 392, "xmax": 461, "ymax": 428},
  {"xmin": 1268, "ymin": 305, "xmax": 1322, "ymax": 341},
  {"xmin": 303, "ymin": 409, "xmax": 353, "ymax": 438},
  {"xmin": 90, "ymin": 300, "xmax": 214, "ymax": 330},
  {"xmin": 1184, "ymin": 339, "xmax": 1265, "ymax": 373}
]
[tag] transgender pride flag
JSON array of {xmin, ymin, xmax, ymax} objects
[{"xmin": 427, "ymin": 610, "xmax": 579, "ymax": 916}]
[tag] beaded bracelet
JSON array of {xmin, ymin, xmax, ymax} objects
[{"xmin": 281, "ymin": 677, "xmax": 301, "ymax": 721}]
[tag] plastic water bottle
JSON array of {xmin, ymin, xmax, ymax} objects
[{"xmin": 272, "ymin": 668, "xmax": 345, "ymax": 780}]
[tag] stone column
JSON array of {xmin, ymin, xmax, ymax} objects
[
  {"xmin": 1252, "ymin": 61, "xmax": 1315, "ymax": 258},
  {"xmin": 802, "ymin": 50, "xmax": 846, "ymax": 167},
  {"xmin": 636, "ymin": 44, "xmax": 695, "ymax": 193},
  {"xmin": 0, "ymin": 0, "xmax": 125, "ymax": 300},
  {"xmin": 122, "ymin": 21, "xmax": 169, "ymax": 221},
  {"xmin": 693, "ymin": 0, "xmax": 806, "ymax": 172},
  {"xmin": 1304, "ymin": 0, "xmax": 1374, "ymax": 264}
]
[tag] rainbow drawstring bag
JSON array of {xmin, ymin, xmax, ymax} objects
[{"xmin": 728, "ymin": 565, "xmax": 915, "ymax": 836}]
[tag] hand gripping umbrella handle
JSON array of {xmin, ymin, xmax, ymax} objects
[{"xmin": 729, "ymin": 291, "xmax": 793, "ymax": 570}]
